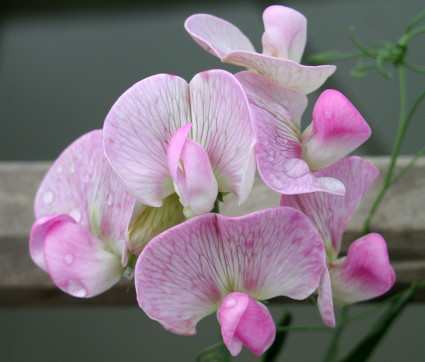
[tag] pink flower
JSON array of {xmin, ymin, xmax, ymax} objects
[
  {"xmin": 103, "ymin": 70, "xmax": 256, "ymax": 254},
  {"xmin": 185, "ymin": 5, "xmax": 335, "ymax": 94},
  {"xmin": 29, "ymin": 130, "xmax": 135, "ymax": 297},
  {"xmin": 236, "ymin": 71, "xmax": 371, "ymax": 195},
  {"xmin": 135, "ymin": 208, "xmax": 326, "ymax": 356},
  {"xmin": 281, "ymin": 157, "xmax": 396, "ymax": 326}
]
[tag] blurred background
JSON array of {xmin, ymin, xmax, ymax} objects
[{"xmin": 1, "ymin": 0, "xmax": 424, "ymax": 360}]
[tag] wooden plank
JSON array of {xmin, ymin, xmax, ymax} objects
[{"xmin": 1, "ymin": 157, "xmax": 424, "ymax": 306}]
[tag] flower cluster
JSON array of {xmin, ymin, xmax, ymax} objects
[{"xmin": 29, "ymin": 5, "xmax": 395, "ymax": 357}]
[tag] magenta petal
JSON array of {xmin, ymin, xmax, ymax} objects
[
  {"xmin": 281, "ymin": 157, "xmax": 379, "ymax": 255},
  {"xmin": 330, "ymin": 233, "xmax": 396, "ymax": 305},
  {"xmin": 237, "ymin": 72, "xmax": 345, "ymax": 195},
  {"xmin": 218, "ymin": 292, "xmax": 275, "ymax": 356},
  {"xmin": 301, "ymin": 90, "xmax": 371, "ymax": 170},
  {"xmin": 135, "ymin": 208, "xmax": 325, "ymax": 335},
  {"xmin": 261, "ymin": 5, "xmax": 307, "ymax": 62},
  {"xmin": 29, "ymin": 213, "xmax": 75, "ymax": 272},
  {"xmin": 44, "ymin": 219, "xmax": 124, "ymax": 298}
]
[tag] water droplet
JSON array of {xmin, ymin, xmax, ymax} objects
[
  {"xmin": 70, "ymin": 164, "xmax": 76, "ymax": 173},
  {"xmin": 269, "ymin": 209, "xmax": 276, "ymax": 218},
  {"xmin": 42, "ymin": 191, "xmax": 55, "ymax": 204},
  {"xmin": 56, "ymin": 165, "xmax": 63, "ymax": 173},
  {"xmin": 324, "ymin": 111, "xmax": 333, "ymax": 119},
  {"xmin": 64, "ymin": 253, "xmax": 74, "ymax": 265},
  {"xmin": 225, "ymin": 297, "xmax": 238, "ymax": 309},
  {"xmin": 67, "ymin": 280, "xmax": 87, "ymax": 297},
  {"xmin": 69, "ymin": 207, "xmax": 82, "ymax": 223},
  {"xmin": 106, "ymin": 193, "xmax": 114, "ymax": 206}
]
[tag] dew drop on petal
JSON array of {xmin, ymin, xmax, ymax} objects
[
  {"xmin": 225, "ymin": 297, "xmax": 238, "ymax": 309},
  {"xmin": 64, "ymin": 253, "xmax": 74, "ymax": 265},
  {"xmin": 269, "ymin": 209, "xmax": 276, "ymax": 218},
  {"xmin": 106, "ymin": 193, "xmax": 114, "ymax": 206},
  {"xmin": 69, "ymin": 207, "xmax": 82, "ymax": 223},
  {"xmin": 42, "ymin": 191, "xmax": 55, "ymax": 205},
  {"xmin": 56, "ymin": 164, "xmax": 63, "ymax": 173},
  {"xmin": 67, "ymin": 279, "xmax": 87, "ymax": 297}
]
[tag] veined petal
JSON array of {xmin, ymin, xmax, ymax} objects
[
  {"xmin": 238, "ymin": 72, "xmax": 345, "ymax": 195},
  {"xmin": 103, "ymin": 74, "xmax": 190, "ymax": 207},
  {"xmin": 184, "ymin": 14, "xmax": 255, "ymax": 59},
  {"xmin": 330, "ymin": 233, "xmax": 395, "ymax": 306},
  {"xmin": 261, "ymin": 5, "xmax": 307, "ymax": 63},
  {"xmin": 34, "ymin": 130, "xmax": 135, "ymax": 258},
  {"xmin": 135, "ymin": 208, "xmax": 325, "ymax": 335},
  {"xmin": 127, "ymin": 194, "xmax": 185, "ymax": 255},
  {"xmin": 301, "ymin": 90, "xmax": 371, "ymax": 170},
  {"xmin": 189, "ymin": 70, "xmax": 256, "ymax": 204},
  {"xmin": 44, "ymin": 219, "xmax": 125, "ymax": 298},
  {"xmin": 218, "ymin": 292, "xmax": 275, "ymax": 356},
  {"xmin": 224, "ymin": 51, "xmax": 336, "ymax": 94},
  {"xmin": 317, "ymin": 269, "xmax": 336, "ymax": 327},
  {"xmin": 29, "ymin": 213, "xmax": 75, "ymax": 272},
  {"xmin": 281, "ymin": 157, "xmax": 379, "ymax": 256}
]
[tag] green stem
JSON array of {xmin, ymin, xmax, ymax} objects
[
  {"xmin": 400, "ymin": 25, "xmax": 425, "ymax": 45},
  {"xmin": 406, "ymin": 9, "xmax": 425, "ymax": 32},
  {"xmin": 322, "ymin": 306, "xmax": 350, "ymax": 362},
  {"xmin": 390, "ymin": 146, "xmax": 425, "ymax": 186},
  {"xmin": 361, "ymin": 64, "xmax": 407, "ymax": 235},
  {"xmin": 276, "ymin": 325, "xmax": 332, "ymax": 333}
]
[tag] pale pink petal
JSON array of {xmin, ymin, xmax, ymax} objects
[
  {"xmin": 135, "ymin": 208, "xmax": 325, "ymax": 335},
  {"xmin": 184, "ymin": 14, "xmax": 255, "ymax": 59},
  {"xmin": 29, "ymin": 213, "xmax": 74, "ymax": 272},
  {"xmin": 103, "ymin": 74, "xmax": 190, "ymax": 207},
  {"xmin": 281, "ymin": 157, "xmax": 379, "ymax": 255},
  {"xmin": 330, "ymin": 233, "xmax": 395, "ymax": 306},
  {"xmin": 317, "ymin": 269, "xmax": 336, "ymax": 327},
  {"xmin": 180, "ymin": 139, "xmax": 218, "ymax": 214},
  {"xmin": 189, "ymin": 70, "xmax": 256, "ymax": 204},
  {"xmin": 237, "ymin": 72, "xmax": 345, "ymax": 195},
  {"xmin": 301, "ymin": 90, "xmax": 371, "ymax": 170},
  {"xmin": 261, "ymin": 5, "xmax": 307, "ymax": 63},
  {"xmin": 34, "ymin": 130, "xmax": 135, "ymax": 259},
  {"xmin": 167, "ymin": 123, "xmax": 192, "ymax": 182},
  {"xmin": 44, "ymin": 219, "xmax": 125, "ymax": 298},
  {"xmin": 218, "ymin": 292, "xmax": 275, "ymax": 356},
  {"xmin": 224, "ymin": 51, "xmax": 336, "ymax": 94}
]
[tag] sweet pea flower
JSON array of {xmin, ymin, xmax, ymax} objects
[
  {"xmin": 185, "ymin": 5, "xmax": 336, "ymax": 94},
  {"xmin": 103, "ymin": 70, "xmax": 256, "ymax": 255},
  {"xmin": 281, "ymin": 157, "xmax": 396, "ymax": 326},
  {"xmin": 135, "ymin": 207, "xmax": 326, "ymax": 356},
  {"xmin": 29, "ymin": 130, "xmax": 136, "ymax": 298},
  {"xmin": 236, "ymin": 71, "xmax": 371, "ymax": 195}
]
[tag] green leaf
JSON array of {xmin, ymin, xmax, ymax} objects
[
  {"xmin": 340, "ymin": 281, "xmax": 424, "ymax": 362},
  {"xmin": 263, "ymin": 309, "xmax": 293, "ymax": 362}
]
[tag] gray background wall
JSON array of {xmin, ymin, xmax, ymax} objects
[{"xmin": 1, "ymin": 0, "xmax": 424, "ymax": 361}]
